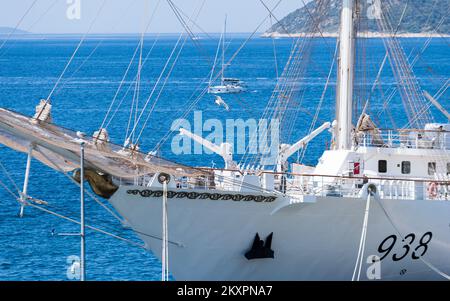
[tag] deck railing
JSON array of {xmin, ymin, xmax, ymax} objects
[
  {"xmin": 359, "ymin": 128, "xmax": 450, "ymax": 150},
  {"xmin": 125, "ymin": 170, "xmax": 450, "ymax": 201}
]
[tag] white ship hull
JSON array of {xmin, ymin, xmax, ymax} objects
[{"xmin": 109, "ymin": 186, "xmax": 450, "ymax": 280}]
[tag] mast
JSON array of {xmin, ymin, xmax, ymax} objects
[
  {"xmin": 221, "ymin": 15, "xmax": 227, "ymax": 85},
  {"xmin": 336, "ymin": 0, "xmax": 356, "ymax": 150}
]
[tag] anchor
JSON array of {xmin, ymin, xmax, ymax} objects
[{"xmin": 245, "ymin": 232, "xmax": 274, "ymax": 260}]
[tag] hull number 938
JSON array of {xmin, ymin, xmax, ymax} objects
[{"xmin": 378, "ymin": 232, "xmax": 433, "ymax": 262}]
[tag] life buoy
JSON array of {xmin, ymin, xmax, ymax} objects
[{"xmin": 427, "ymin": 182, "xmax": 438, "ymax": 198}]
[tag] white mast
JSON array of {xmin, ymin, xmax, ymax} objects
[
  {"xmin": 221, "ymin": 15, "xmax": 227, "ymax": 86},
  {"xmin": 336, "ymin": 0, "xmax": 356, "ymax": 150}
]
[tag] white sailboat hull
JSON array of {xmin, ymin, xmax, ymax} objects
[
  {"xmin": 109, "ymin": 186, "xmax": 450, "ymax": 280},
  {"xmin": 208, "ymin": 85, "xmax": 245, "ymax": 94}
]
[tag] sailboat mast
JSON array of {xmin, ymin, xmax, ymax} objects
[
  {"xmin": 336, "ymin": 0, "xmax": 356, "ymax": 150},
  {"xmin": 222, "ymin": 15, "xmax": 227, "ymax": 85}
]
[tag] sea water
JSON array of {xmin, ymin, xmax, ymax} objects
[{"xmin": 0, "ymin": 35, "xmax": 448, "ymax": 280}]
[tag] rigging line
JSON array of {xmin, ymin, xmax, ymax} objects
[
  {"xmin": 35, "ymin": 194, "xmax": 129, "ymax": 240},
  {"xmin": 26, "ymin": 202, "xmax": 148, "ymax": 249},
  {"xmin": 166, "ymin": 0, "xmax": 210, "ymax": 64},
  {"xmin": 0, "ymin": 174, "xmax": 182, "ymax": 248},
  {"xmin": 377, "ymin": 8, "xmax": 432, "ymax": 128},
  {"xmin": 409, "ymin": 16, "xmax": 446, "ymax": 67},
  {"xmin": 126, "ymin": 79, "xmax": 140, "ymax": 144},
  {"xmin": 300, "ymin": 40, "xmax": 339, "ymax": 162},
  {"xmin": 0, "ymin": 178, "xmax": 19, "ymax": 200},
  {"xmin": 135, "ymin": 34, "xmax": 191, "ymax": 145},
  {"xmin": 129, "ymin": 0, "xmax": 207, "ymax": 144},
  {"xmin": 220, "ymin": 0, "xmax": 284, "ymax": 82},
  {"xmin": 153, "ymin": 0, "xmax": 285, "ymax": 152},
  {"xmin": 0, "ymin": 159, "xmax": 21, "ymax": 193},
  {"xmin": 299, "ymin": 0, "xmax": 333, "ymax": 51},
  {"xmin": 269, "ymin": 15, "xmax": 280, "ymax": 79},
  {"xmin": 25, "ymin": 0, "xmax": 58, "ymax": 33},
  {"xmin": 104, "ymin": 44, "xmax": 141, "ymax": 132},
  {"xmin": 243, "ymin": 18, "xmax": 326, "ymax": 166},
  {"xmin": 373, "ymin": 197, "xmax": 450, "ymax": 280},
  {"xmin": 424, "ymin": 0, "xmax": 440, "ymax": 31},
  {"xmin": 131, "ymin": 0, "xmax": 160, "ymax": 143},
  {"xmin": 46, "ymin": 0, "xmax": 108, "ymax": 102},
  {"xmin": 54, "ymin": 0, "xmax": 143, "ymax": 98},
  {"xmin": 366, "ymin": 0, "xmax": 409, "ymax": 106},
  {"xmin": 209, "ymin": 30, "xmax": 224, "ymax": 87},
  {"xmin": 259, "ymin": 0, "xmax": 293, "ymax": 38},
  {"xmin": 0, "ymin": 0, "xmax": 57, "ymax": 58},
  {"xmin": 210, "ymin": 0, "xmax": 287, "ymax": 96},
  {"xmin": 377, "ymin": 2, "xmax": 415, "ymax": 107},
  {"xmin": 166, "ymin": 0, "xmax": 213, "ymax": 40},
  {"xmin": 126, "ymin": 33, "xmax": 185, "ymax": 145},
  {"xmin": 0, "ymin": 0, "xmax": 38, "ymax": 51},
  {"xmin": 352, "ymin": 192, "xmax": 372, "ymax": 281},
  {"xmin": 433, "ymin": 79, "xmax": 450, "ymax": 100},
  {"xmin": 30, "ymin": 190, "xmax": 176, "ymax": 251},
  {"xmin": 33, "ymin": 147, "xmax": 124, "ymax": 224},
  {"xmin": 261, "ymin": 0, "xmax": 331, "ymax": 123},
  {"xmin": 128, "ymin": 33, "xmax": 163, "ymax": 143},
  {"xmin": 402, "ymin": 101, "xmax": 434, "ymax": 130},
  {"xmin": 104, "ymin": 34, "xmax": 162, "ymax": 130},
  {"xmin": 29, "ymin": 202, "xmax": 184, "ymax": 247}
]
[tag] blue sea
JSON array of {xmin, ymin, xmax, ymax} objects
[{"xmin": 0, "ymin": 35, "xmax": 448, "ymax": 280}]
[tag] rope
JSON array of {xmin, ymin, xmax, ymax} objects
[
  {"xmin": 0, "ymin": 155, "xmax": 184, "ymax": 248},
  {"xmin": 161, "ymin": 180, "xmax": 169, "ymax": 281},
  {"xmin": 46, "ymin": 0, "xmax": 108, "ymax": 102},
  {"xmin": 33, "ymin": 147, "xmax": 124, "ymax": 223},
  {"xmin": 166, "ymin": 0, "xmax": 210, "ymax": 63},
  {"xmin": 128, "ymin": 33, "xmax": 186, "ymax": 145},
  {"xmin": 125, "ymin": 0, "xmax": 207, "ymax": 143},
  {"xmin": 239, "ymin": 0, "xmax": 331, "ymax": 168},
  {"xmin": 374, "ymin": 197, "xmax": 450, "ymax": 280},
  {"xmin": 0, "ymin": 159, "xmax": 21, "ymax": 194},
  {"xmin": 27, "ymin": 202, "xmax": 146, "ymax": 249},
  {"xmin": 0, "ymin": 0, "xmax": 38, "ymax": 52},
  {"xmin": 132, "ymin": 1, "xmax": 209, "ymax": 145},
  {"xmin": 151, "ymin": 0, "xmax": 285, "ymax": 152},
  {"xmin": 269, "ymin": 15, "xmax": 279, "ymax": 79},
  {"xmin": 352, "ymin": 192, "xmax": 372, "ymax": 281},
  {"xmin": 300, "ymin": 40, "xmax": 339, "ymax": 162},
  {"xmin": 0, "ymin": 0, "xmax": 58, "ymax": 58},
  {"xmin": 53, "ymin": 0, "xmax": 143, "ymax": 98},
  {"xmin": 259, "ymin": 0, "xmax": 293, "ymax": 38},
  {"xmin": 208, "ymin": 30, "xmax": 224, "ymax": 87},
  {"xmin": 0, "ymin": 178, "xmax": 19, "ymax": 201},
  {"xmin": 103, "ymin": 34, "xmax": 161, "ymax": 130}
]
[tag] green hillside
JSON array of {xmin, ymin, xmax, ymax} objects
[{"xmin": 266, "ymin": 0, "xmax": 449, "ymax": 35}]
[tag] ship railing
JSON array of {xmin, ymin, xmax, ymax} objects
[
  {"xmin": 126, "ymin": 170, "xmax": 450, "ymax": 201},
  {"xmin": 358, "ymin": 128, "xmax": 450, "ymax": 150},
  {"xmin": 282, "ymin": 172, "xmax": 450, "ymax": 201}
]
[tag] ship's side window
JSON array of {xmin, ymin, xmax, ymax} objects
[
  {"xmin": 378, "ymin": 160, "xmax": 387, "ymax": 173},
  {"xmin": 401, "ymin": 161, "xmax": 411, "ymax": 174},
  {"xmin": 428, "ymin": 162, "xmax": 437, "ymax": 175}
]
